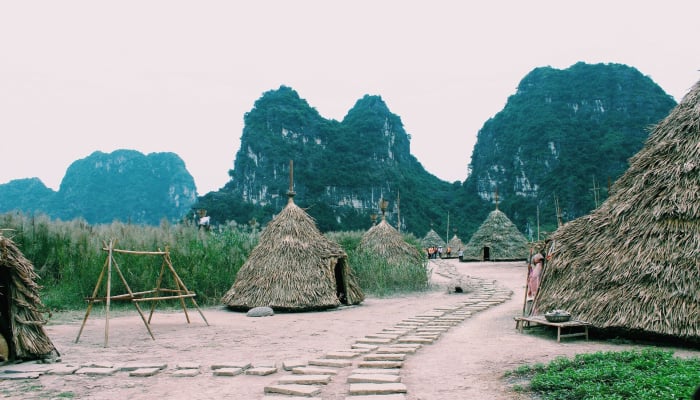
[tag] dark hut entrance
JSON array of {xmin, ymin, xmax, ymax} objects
[
  {"xmin": 0, "ymin": 266, "xmax": 12, "ymax": 359},
  {"xmin": 334, "ymin": 260, "xmax": 348, "ymax": 304},
  {"xmin": 483, "ymin": 246, "xmax": 491, "ymax": 261}
]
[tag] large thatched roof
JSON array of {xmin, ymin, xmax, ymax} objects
[
  {"xmin": 0, "ymin": 233, "xmax": 58, "ymax": 361},
  {"xmin": 358, "ymin": 219, "xmax": 424, "ymax": 266},
  {"xmin": 221, "ymin": 196, "xmax": 364, "ymax": 312},
  {"xmin": 421, "ymin": 229, "xmax": 445, "ymax": 248},
  {"xmin": 462, "ymin": 209, "xmax": 528, "ymax": 261},
  {"xmin": 536, "ymin": 80, "xmax": 700, "ymax": 341}
]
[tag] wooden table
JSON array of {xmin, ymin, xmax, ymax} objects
[{"xmin": 514, "ymin": 315, "xmax": 591, "ymax": 342}]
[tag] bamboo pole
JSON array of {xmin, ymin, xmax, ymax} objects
[
  {"xmin": 104, "ymin": 239, "xmax": 113, "ymax": 347},
  {"xmin": 75, "ymin": 247, "xmax": 110, "ymax": 343}
]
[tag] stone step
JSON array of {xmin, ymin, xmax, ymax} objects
[
  {"xmin": 365, "ymin": 333, "xmax": 400, "ymax": 340},
  {"xmin": 276, "ymin": 374, "xmax": 332, "ymax": 385},
  {"xmin": 129, "ymin": 367, "xmax": 161, "ymax": 377},
  {"xmin": 325, "ymin": 351, "xmax": 362, "ymax": 359},
  {"xmin": 363, "ymin": 354, "xmax": 406, "ymax": 362},
  {"xmin": 246, "ymin": 366, "xmax": 278, "ymax": 376},
  {"xmin": 356, "ymin": 337, "xmax": 393, "ymax": 344},
  {"xmin": 282, "ymin": 360, "xmax": 306, "ymax": 371},
  {"xmin": 213, "ymin": 367, "xmax": 244, "ymax": 377},
  {"xmin": 75, "ymin": 367, "xmax": 118, "ymax": 376},
  {"xmin": 119, "ymin": 362, "xmax": 167, "ymax": 371},
  {"xmin": 171, "ymin": 368, "xmax": 200, "ymax": 377},
  {"xmin": 397, "ymin": 336, "xmax": 435, "ymax": 344},
  {"xmin": 348, "ymin": 383, "xmax": 407, "ymax": 395},
  {"xmin": 264, "ymin": 384, "xmax": 322, "ymax": 397},
  {"xmin": 351, "ymin": 368, "xmax": 400, "ymax": 375},
  {"xmin": 293, "ymin": 366, "xmax": 339, "ymax": 375},
  {"xmin": 211, "ymin": 362, "xmax": 251, "ymax": 370},
  {"xmin": 352, "ymin": 343, "xmax": 379, "ymax": 351},
  {"xmin": 357, "ymin": 361, "xmax": 402, "ymax": 369},
  {"xmin": 376, "ymin": 347, "xmax": 416, "ymax": 354},
  {"xmin": 308, "ymin": 359, "xmax": 353, "ymax": 368},
  {"xmin": 347, "ymin": 373, "xmax": 401, "ymax": 384}
]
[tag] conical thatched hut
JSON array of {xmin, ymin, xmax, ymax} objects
[
  {"xmin": 0, "ymin": 232, "xmax": 58, "ymax": 361},
  {"xmin": 462, "ymin": 209, "xmax": 528, "ymax": 261},
  {"xmin": 535, "ymin": 80, "xmax": 700, "ymax": 342},
  {"xmin": 447, "ymin": 234, "xmax": 465, "ymax": 255},
  {"xmin": 421, "ymin": 229, "xmax": 445, "ymax": 248},
  {"xmin": 358, "ymin": 218, "xmax": 424, "ymax": 266},
  {"xmin": 221, "ymin": 193, "xmax": 364, "ymax": 312}
]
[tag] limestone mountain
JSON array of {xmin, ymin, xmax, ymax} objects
[
  {"xmin": 0, "ymin": 150, "xmax": 197, "ymax": 225},
  {"xmin": 462, "ymin": 62, "xmax": 676, "ymax": 235},
  {"xmin": 197, "ymin": 86, "xmax": 466, "ymax": 234}
]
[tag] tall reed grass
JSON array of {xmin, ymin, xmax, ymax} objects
[{"xmin": 1, "ymin": 212, "xmax": 430, "ymax": 310}]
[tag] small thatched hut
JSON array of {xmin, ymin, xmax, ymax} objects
[
  {"xmin": 447, "ymin": 234, "xmax": 465, "ymax": 256},
  {"xmin": 462, "ymin": 208, "xmax": 528, "ymax": 261},
  {"xmin": 535, "ymin": 80, "xmax": 700, "ymax": 342},
  {"xmin": 221, "ymin": 192, "xmax": 364, "ymax": 312},
  {"xmin": 358, "ymin": 216, "xmax": 424, "ymax": 266},
  {"xmin": 0, "ymin": 232, "xmax": 58, "ymax": 361},
  {"xmin": 421, "ymin": 229, "xmax": 446, "ymax": 248}
]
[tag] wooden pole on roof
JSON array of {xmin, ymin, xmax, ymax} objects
[{"xmin": 287, "ymin": 160, "xmax": 296, "ymax": 201}]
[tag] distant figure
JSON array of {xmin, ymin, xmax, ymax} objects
[
  {"xmin": 198, "ymin": 215, "xmax": 211, "ymax": 230},
  {"xmin": 458, "ymin": 248, "xmax": 464, "ymax": 262},
  {"xmin": 527, "ymin": 253, "xmax": 544, "ymax": 300}
]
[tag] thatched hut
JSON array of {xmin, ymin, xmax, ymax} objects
[
  {"xmin": 221, "ymin": 193, "xmax": 364, "ymax": 312},
  {"xmin": 421, "ymin": 229, "xmax": 445, "ymax": 248},
  {"xmin": 447, "ymin": 234, "xmax": 465, "ymax": 256},
  {"xmin": 462, "ymin": 209, "xmax": 528, "ymax": 261},
  {"xmin": 0, "ymin": 232, "xmax": 58, "ymax": 361},
  {"xmin": 358, "ymin": 217, "xmax": 424, "ymax": 266},
  {"xmin": 535, "ymin": 80, "xmax": 700, "ymax": 342}
]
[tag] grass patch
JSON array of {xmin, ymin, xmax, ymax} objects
[{"xmin": 507, "ymin": 348, "xmax": 700, "ymax": 399}]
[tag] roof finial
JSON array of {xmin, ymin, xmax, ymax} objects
[
  {"xmin": 287, "ymin": 160, "xmax": 296, "ymax": 203},
  {"xmin": 379, "ymin": 198, "xmax": 388, "ymax": 221},
  {"xmin": 494, "ymin": 187, "xmax": 499, "ymax": 210}
]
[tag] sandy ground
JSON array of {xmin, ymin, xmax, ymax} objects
[{"xmin": 2, "ymin": 258, "xmax": 698, "ymax": 399}]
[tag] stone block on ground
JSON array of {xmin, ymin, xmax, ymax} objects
[
  {"xmin": 351, "ymin": 368, "xmax": 400, "ymax": 375},
  {"xmin": 75, "ymin": 367, "xmax": 118, "ymax": 376},
  {"xmin": 47, "ymin": 365, "xmax": 80, "ymax": 375},
  {"xmin": 213, "ymin": 367, "xmax": 244, "ymax": 377},
  {"xmin": 325, "ymin": 351, "xmax": 361, "ymax": 359},
  {"xmin": 276, "ymin": 374, "xmax": 332, "ymax": 385},
  {"xmin": 211, "ymin": 362, "xmax": 251, "ymax": 370},
  {"xmin": 363, "ymin": 354, "xmax": 406, "ymax": 361},
  {"xmin": 308, "ymin": 359, "xmax": 352, "ymax": 368},
  {"xmin": 247, "ymin": 306, "xmax": 274, "ymax": 317},
  {"xmin": 282, "ymin": 359, "xmax": 306, "ymax": 371},
  {"xmin": 129, "ymin": 367, "xmax": 161, "ymax": 377},
  {"xmin": 264, "ymin": 384, "xmax": 322, "ymax": 397},
  {"xmin": 293, "ymin": 366, "xmax": 339, "ymax": 375},
  {"xmin": 347, "ymin": 373, "xmax": 401, "ymax": 383},
  {"xmin": 246, "ymin": 366, "xmax": 277, "ymax": 376},
  {"xmin": 171, "ymin": 368, "xmax": 200, "ymax": 377},
  {"xmin": 357, "ymin": 361, "xmax": 402, "ymax": 369},
  {"xmin": 349, "ymin": 383, "xmax": 407, "ymax": 395},
  {"xmin": 119, "ymin": 362, "xmax": 167, "ymax": 371},
  {"xmin": 0, "ymin": 372, "xmax": 42, "ymax": 380}
]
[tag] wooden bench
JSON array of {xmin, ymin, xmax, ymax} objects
[{"xmin": 514, "ymin": 315, "xmax": 591, "ymax": 342}]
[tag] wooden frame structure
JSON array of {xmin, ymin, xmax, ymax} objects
[{"xmin": 75, "ymin": 239, "xmax": 209, "ymax": 347}]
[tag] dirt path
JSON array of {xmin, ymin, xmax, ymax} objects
[{"xmin": 1, "ymin": 259, "xmax": 697, "ymax": 399}]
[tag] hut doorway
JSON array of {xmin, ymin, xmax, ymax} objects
[
  {"xmin": 0, "ymin": 266, "xmax": 12, "ymax": 360},
  {"xmin": 334, "ymin": 260, "xmax": 348, "ymax": 305},
  {"xmin": 483, "ymin": 246, "xmax": 491, "ymax": 261}
]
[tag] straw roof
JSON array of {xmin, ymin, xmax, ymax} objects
[
  {"xmin": 358, "ymin": 219, "xmax": 424, "ymax": 266},
  {"xmin": 421, "ymin": 229, "xmax": 446, "ymax": 248},
  {"xmin": 0, "ymin": 233, "xmax": 58, "ymax": 361},
  {"xmin": 536, "ymin": 80, "xmax": 700, "ymax": 341},
  {"xmin": 462, "ymin": 209, "xmax": 528, "ymax": 261},
  {"xmin": 447, "ymin": 234, "xmax": 465, "ymax": 252},
  {"xmin": 221, "ymin": 196, "xmax": 364, "ymax": 312}
]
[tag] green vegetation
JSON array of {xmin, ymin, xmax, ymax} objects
[
  {"xmin": 506, "ymin": 348, "xmax": 700, "ymax": 399},
  {"xmin": 2, "ymin": 212, "xmax": 431, "ymax": 310}
]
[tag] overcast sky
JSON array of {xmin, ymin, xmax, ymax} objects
[{"xmin": 1, "ymin": 1, "xmax": 699, "ymax": 195}]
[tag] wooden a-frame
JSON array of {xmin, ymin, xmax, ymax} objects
[{"xmin": 75, "ymin": 239, "xmax": 209, "ymax": 347}]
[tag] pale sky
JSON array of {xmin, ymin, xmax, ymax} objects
[{"xmin": 1, "ymin": 1, "xmax": 698, "ymax": 195}]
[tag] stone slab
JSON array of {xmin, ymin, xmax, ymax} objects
[
  {"xmin": 129, "ymin": 367, "xmax": 161, "ymax": 377},
  {"xmin": 171, "ymin": 368, "xmax": 200, "ymax": 377},
  {"xmin": 47, "ymin": 365, "xmax": 80, "ymax": 375},
  {"xmin": 0, "ymin": 363, "xmax": 55, "ymax": 374},
  {"xmin": 325, "ymin": 351, "xmax": 361, "ymax": 359},
  {"xmin": 348, "ymin": 373, "xmax": 401, "ymax": 383},
  {"xmin": 365, "ymin": 333, "xmax": 400, "ymax": 340},
  {"xmin": 351, "ymin": 368, "xmax": 400, "ymax": 375},
  {"xmin": 211, "ymin": 362, "xmax": 251, "ymax": 370},
  {"xmin": 80, "ymin": 362, "xmax": 114, "ymax": 369},
  {"xmin": 120, "ymin": 362, "xmax": 167, "ymax": 371},
  {"xmin": 349, "ymin": 383, "xmax": 407, "ymax": 395},
  {"xmin": 246, "ymin": 366, "xmax": 277, "ymax": 376},
  {"xmin": 264, "ymin": 384, "xmax": 321, "ymax": 397},
  {"xmin": 352, "ymin": 343, "xmax": 379, "ymax": 351},
  {"xmin": 397, "ymin": 336, "xmax": 434, "ymax": 344},
  {"xmin": 355, "ymin": 338, "xmax": 393, "ymax": 344},
  {"xmin": 357, "ymin": 361, "xmax": 402, "ymax": 369},
  {"xmin": 282, "ymin": 359, "xmax": 306, "ymax": 371},
  {"xmin": 213, "ymin": 367, "xmax": 244, "ymax": 377},
  {"xmin": 376, "ymin": 347, "xmax": 416, "ymax": 354},
  {"xmin": 0, "ymin": 372, "xmax": 41, "ymax": 380},
  {"xmin": 277, "ymin": 374, "xmax": 332, "ymax": 385},
  {"xmin": 363, "ymin": 354, "xmax": 406, "ymax": 361},
  {"xmin": 293, "ymin": 366, "xmax": 339, "ymax": 375},
  {"xmin": 308, "ymin": 359, "xmax": 352, "ymax": 368},
  {"xmin": 75, "ymin": 367, "xmax": 118, "ymax": 376}
]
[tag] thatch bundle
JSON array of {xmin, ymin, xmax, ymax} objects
[
  {"xmin": 421, "ymin": 229, "xmax": 445, "ymax": 248},
  {"xmin": 358, "ymin": 219, "xmax": 424, "ymax": 266},
  {"xmin": 536, "ymin": 80, "xmax": 700, "ymax": 341},
  {"xmin": 221, "ymin": 197, "xmax": 364, "ymax": 312},
  {"xmin": 0, "ymin": 233, "xmax": 58, "ymax": 361},
  {"xmin": 462, "ymin": 209, "xmax": 528, "ymax": 261}
]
